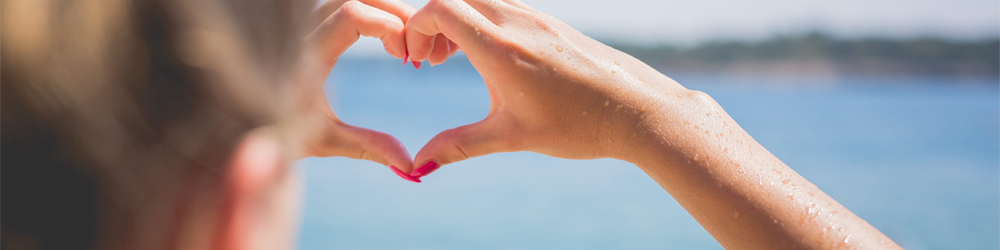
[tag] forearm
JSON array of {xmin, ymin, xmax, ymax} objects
[{"xmin": 625, "ymin": 90, "xmax": 901, "ymax": 249}]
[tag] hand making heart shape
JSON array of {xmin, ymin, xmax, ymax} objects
[{"xmin": 303, "ymin": 0, "xmax": 693, "ymax": 183}]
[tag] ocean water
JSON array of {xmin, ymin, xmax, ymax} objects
[{"xmin": 297, "ymin": 57, "xmax": 999, "ymax": 250}]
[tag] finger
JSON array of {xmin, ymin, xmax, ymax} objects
[
  {"xmin": 427, "ymin": 34, "xmax": 451, "ymax": 66},
  {"xmin": 404, "ymin": 0, "xmax": 503, "ymax": 62},
  {"xmin": 312, "ymin": 0, "xmax": 416, "ymax": 29},
  {"xmin": 498, "ymin": 0, "xmax": 536, "ymax": 12},
  {"xmin": 308, "ymin": 0, "xmax": 408, "ymax": 67},
  {"xmin": 310, "ymin": 121, "xmax": 417, "ymax": 181},
  {"xmin": 411, "ymin": 114, "xmax": 519, "ymax": 178}
]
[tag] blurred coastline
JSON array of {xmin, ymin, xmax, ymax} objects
[{"xmin": 606, "ymin": 32, "xmax": 1000, "ymax": 78}]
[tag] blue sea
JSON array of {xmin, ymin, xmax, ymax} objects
[{"xmin": 297, "ymin": 56, "xmax": 999, "ymax": 250}]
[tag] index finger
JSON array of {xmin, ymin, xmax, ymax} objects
[
  {"xmin": 312, "ymin": 0, "xmax": 417, "ymax": 29},
  {"xmin": 404, "ymin": 0, "xmax": 504, "ymax": 62}
]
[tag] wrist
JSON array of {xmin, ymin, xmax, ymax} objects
[{"xmin": 617, "ymin": 89, "xmax": 731, "ymax": 169}]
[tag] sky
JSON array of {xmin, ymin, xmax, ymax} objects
[{"xmin": 338, "ymin": 0, "xmax": 1000, "ymax": 56}]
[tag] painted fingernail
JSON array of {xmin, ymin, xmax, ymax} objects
[
  {"xmin": 390, "ymin": 165, "xmax": 421, "ymax": 183},
  {"xmin": 409, "ymin": 161, "xmax": 439, "ymax": 178},
  {"xmin": 412, "ymin": 60, "xmax": 421, "ymax": 69},
  {"xmin": 403, "ymin": 50, "xmax": 410, "ymax": 65}
]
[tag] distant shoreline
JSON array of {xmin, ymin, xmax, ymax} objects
[{"xmin": 606, "ymin": 33, "xmax": 999, "ymax": 77}]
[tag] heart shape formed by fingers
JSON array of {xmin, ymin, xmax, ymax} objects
[{"xmin": 304, "ymin": 0, "xmax": 459, "ymax": 182}]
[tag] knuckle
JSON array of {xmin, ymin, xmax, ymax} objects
[
  {"xmin": 426, "ymin": 0, "xmax": 451, "ymax": 12},
  {"xmin": 335, "ymin": 1, "xmax": 364, "ymax": 19},
  {"xmin": 426, "ymin": 0, "xmax": 464, "ymax": 20},
  {"xmin": 521, "ymin": 13, "xmax": 552, "ymax": 31},
  {"xmin": 685, "ymin": 90, "xmax": 714, "ymax": 104},
  {"xmin": 356, "ymin": 148, "xmax": 371, "ymax": 161}
]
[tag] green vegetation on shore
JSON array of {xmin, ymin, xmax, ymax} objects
[{"xmin": 607, "ymin": 33, "xmax": 999, "ymax": 76}]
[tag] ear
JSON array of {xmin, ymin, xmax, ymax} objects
[{"xmin": 215, "ymin": 130, "xmax": 287, "ymax": 250}]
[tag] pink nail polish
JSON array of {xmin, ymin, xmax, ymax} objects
[
  {"xmin": 390, "ymin": 165, "xmax": 421, "ymax": 183},
  {"xmin": 403, "ymin": 52, "xmax": 409, "ymax": 65},
  {"xmin": 413, "ymin": 60, "xmax": 421, "ymax": 69},
  {"xmin": 409, "ymin": 161, "xmax": 439, "ymax": 178}
]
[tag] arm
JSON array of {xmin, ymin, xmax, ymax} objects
[
  {"xmin": 630, "ymin": 92, "xmax": 899, "ymax": 249},
  {"xmin": 403, "ymin": 0, "xmax": 901, "ymax": 248}
]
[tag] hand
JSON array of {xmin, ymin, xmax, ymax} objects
[
  {"xmin": 300, "ymin": 0, "xmax": 424, "ymax": 181},
  {"xmin": 403, "ymin": 0, "xmax": 696, "ymax": 176}
]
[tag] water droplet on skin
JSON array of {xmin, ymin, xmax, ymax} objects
[
  {"xmin": 615, "ymin": 105, "xmax": 623, "ymax": 112},
  {"xmin": 573, "ymin": 68, "xmax": 577, "ymax": 71},
  {"xmin": 582, "ymin": 111, "xmax": 588, "ymax": 116},
  {"xmin": 553, "ymin": 31, "xmax": 559, "ymax": 37},
  {"xmin": 611, "ymin": 70, "xmax": 616, "ymax": 74},
  {"xmin": 539, "ymin": 51, "xmax": 544, "ymax": 55},
  {"xmin": 693, "ymin": 153, "xmax": 700, "ymax": 161},
  {"xmin": 518, "ymin": 92, "xmax": 525, "ymax": 96},
  {"xmin": 604, "ymin": 100, "xmax": 610, "ymax": 107},
  {"xmin": 555, "ymin": 45, "xmax": 564, "ymax": 52},
  {"xmin": 675, "ymin": 94, "xmax": 682, "ymax": 98},
  {"xmin": 705, "ymin": 112, "xmax": 712, "ymax": 117},
  {"xmin": 738, "ymin": 167, "xmax": 745, "ymax": 174},
  {"xmin": 553, "ymin": 67, "xmax": 558, "ymax": 72},
  {"xmin": 733, "ymin": 211, "xmax": 740, "ymax": 218},
  {"xmin": 614, "ymin": 61, "xmax": 621, "ymax": 65},
  {"xmin": 782, "ymin": 179, "xmax": 791, "ymax": 184},
  {"xmin": 843, "ymin": 235, "xmax": 851, "ymax": 244},
  {"xmin": 638, "ymin": 77, "xmax": 645, "ymax": 82}
]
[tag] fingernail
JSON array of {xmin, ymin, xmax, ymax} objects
[
  {"xmin": 412, "ymin": 60, "xmax": 421, "ymax": 69},
  {"xmin": 409, "ymin": 161, "xmax": 439, "ymax": 178},
  {"xmin": 403, "ymin": 51, "xmax": 410, "ymax": 65},
  {"xmin": 390, "ymin": 165, "xmax": 421, "ymax": 183}
]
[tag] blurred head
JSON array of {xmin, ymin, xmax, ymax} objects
[{"xmin": 1, "ymin": 0, "xmax": 319, "ymax": 249}]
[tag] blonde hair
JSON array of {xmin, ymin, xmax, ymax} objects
[{"xmin": 2, "ymin": 0, "xmax": 314, "ymax": 248}]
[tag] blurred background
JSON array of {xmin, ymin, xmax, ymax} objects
[{"xmin": 298, "ymin": 0, "xmax": 999, "ymax": 249}]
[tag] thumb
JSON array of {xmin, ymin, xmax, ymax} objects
[
  {"xmin": 411, "ymin": 114, "xmax": 519, "ymax": 178},
  {"xmin": 307, "ymin": 119, "xmax": 418, "ymax": 182}
]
